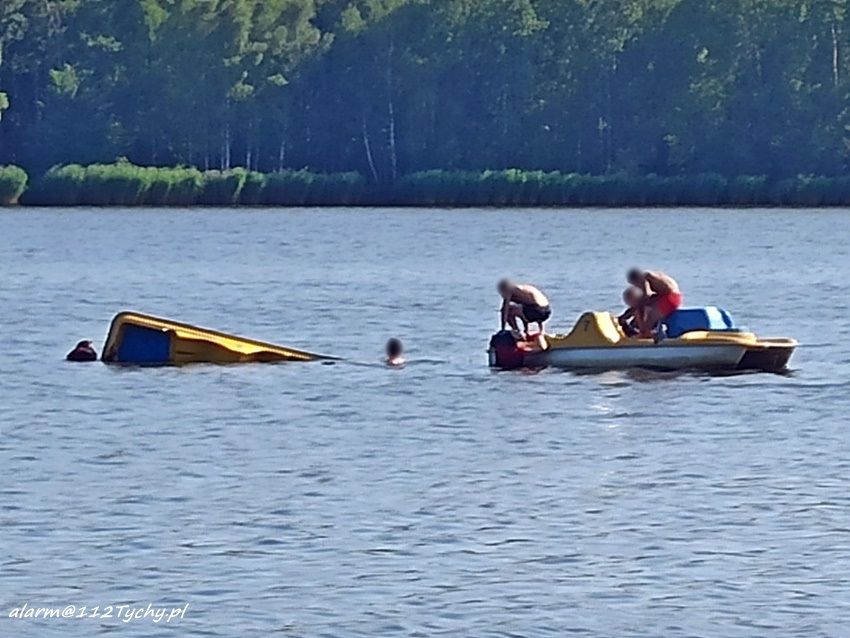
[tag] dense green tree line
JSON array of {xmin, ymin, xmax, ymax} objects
[{"xmin": 1, "ymin": 1, "xmax": 850, "ymax": 180}]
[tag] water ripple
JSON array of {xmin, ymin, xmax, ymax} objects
[{"xmin": 1, "ymin": 208, "xmax": 849, "ymax": 637}]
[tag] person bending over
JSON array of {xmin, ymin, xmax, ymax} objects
[
  {"xmin": 617, "ymin": 286, "xmax": 643, "ymax": 337},
  {"xmin": 626, "ymin": 268, "xmax": 682, "ymax": 337},
  {"xmin": 498, "ymin": 279, "xmax": 551, "ymax": 338}
]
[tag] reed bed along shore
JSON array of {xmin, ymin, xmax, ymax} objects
[
  {"xmin": 5, "ymin": 162, "xmax": 850, "ymax": 207},
  {"xmin": 0, "ymin": 165, "xmax": 28, "ymax": 205}
]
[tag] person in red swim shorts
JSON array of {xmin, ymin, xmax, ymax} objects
[{"xmin": 626, "ymin": 268, "xmax": 682, "ymax": 338}]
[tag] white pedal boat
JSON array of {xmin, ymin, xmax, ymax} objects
[{"xmin": 488, "ymin": 310, "xmax": 797, "ymax": 373}]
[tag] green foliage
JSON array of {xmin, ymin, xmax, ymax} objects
[
  {"xmin": 24, "ymin": 163, "xmax": 365, "ymax": 206},
  {"xmin": 240, "ymin": 171, "xmax": 268, "ymax": 205},
  {"xmin": 199, "ymin": 169, "xmax": 247, "ymax": 205},
  {"xmin": 3, "ymin": 0, "xmax": 850, "ymax": 183},
  {"xmin": 0, "ymin": 164, "xmax": 27, "ymax": 204},
  {"xmin": 261, "ymin": 170, "xmax": 366, "ymax": 206},
  {"xmin": 386, "ymin": 169, "xmax": 850, "ymax": 207},
  {"xmin": 17, "ymin": 163, "xmax": 850, "ymax": 207},
  {"xmin": 82, "ymin": 162, "xmax": 149, "ymax": 205},
  {"xmin": 727, "ymin": 176, "xmax": 769, "ymax": 207},
  {"xmin": 25, "ymin": 165, "xmax": 86, "ymax": 206},
  {"xmin": 49, "ymin": 64, "xmax": 81, "ymax": 98}
]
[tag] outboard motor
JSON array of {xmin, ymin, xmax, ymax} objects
[{"xmin": 488, "ymin": 330, "xmax": 526, "ymax": 369}]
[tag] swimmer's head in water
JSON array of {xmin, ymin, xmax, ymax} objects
[
  {"xmin": 67, "ymin": 339, "xmax": 98, "ymax": 362},
  {"xmin": 386, "ymin": 338, "xmax": 403, "ymax": 359}
]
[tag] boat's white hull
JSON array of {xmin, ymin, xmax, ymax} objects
[
  {"xmin": 487, "ymin": 311, "xmax": 796, "ymax": 373},
  {"xmin": 519, "ymin": 344, "xmax": 748, "ymax": 371}
]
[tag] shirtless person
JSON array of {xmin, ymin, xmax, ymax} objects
[
  {"xmin": 626, "ymin": 268, "xmax": 682, "ymax": 337},
  {"xmin": 498, "ymin": 279, "xmax": 551, "ymax": 337},
  {"xmin": 617, "ymin": 286, "xmax": 643, "ymax": 337}
]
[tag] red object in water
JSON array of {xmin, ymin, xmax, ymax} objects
[{"xmin": 67, "ymin": 340, "xmax": 98, "ymax": 362}]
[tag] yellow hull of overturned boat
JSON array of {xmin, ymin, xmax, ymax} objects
[{"xmin": 102, "ymin": 312, "xmax": 334, "ymax": 366}]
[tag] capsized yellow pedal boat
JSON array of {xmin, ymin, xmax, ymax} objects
[
  {"xmin": 489, "ymin": 308, "xmax": 797, "ymax": 373},
  {"xmin": 102, "ymin": 312, "xmax": 336, "ymax": 366}
]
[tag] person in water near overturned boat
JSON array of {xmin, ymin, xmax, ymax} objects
[
  {"xmin": 385, "ymin": 338, "xmax": 405, "ymax": 366},
  {"xmin": 67, "ymin": 340, "xmax": 98, "ymax": 362},
  {"xmin": 626, "ymin": 268, "xmax": 682, "ymax": 337},
  {"xmin": 498, "ymin": 279, "xmax": 551, "ymax": 338}
]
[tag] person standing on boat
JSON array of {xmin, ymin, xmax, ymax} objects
[
  {"xmin": 626, "ymin": 269, "xmax": 682, "ymax": 337},
  {"xmin": 498, "ymin": 279, "xmax": 551, "ymax": 338}
]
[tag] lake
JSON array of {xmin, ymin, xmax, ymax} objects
[{"xmin": 1, "ymin": 208, "xmax": 849, "ymax": 638}]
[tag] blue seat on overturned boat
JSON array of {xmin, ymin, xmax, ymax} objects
[{"xmin": 664, "ymin": 307, "xmax": 737, "ymax": 338}]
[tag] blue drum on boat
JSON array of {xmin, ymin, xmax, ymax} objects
[{"xmin": 663, "ymin": 307, "xmax": 737, "ymax": 338}]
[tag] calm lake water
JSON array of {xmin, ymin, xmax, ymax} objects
[{"xmin": 1, "ymin": 208, "xmax": 849, "ymax": 638}]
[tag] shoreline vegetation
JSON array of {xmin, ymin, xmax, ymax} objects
[
  {"xmin": 4, "ymin": 2, "xmax": 850, "ymax": 199},
  {"xmin": 4, "ymin": 162, "xmax": 850, "ymax": 208},
  {"xmin": 0, "ymin": 166, "xmax": 28, "ymax": 205}
]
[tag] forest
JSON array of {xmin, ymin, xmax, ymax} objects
[{"xmin": 1, "ymin": 0, "xmax": 849, "ymax": 187}]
